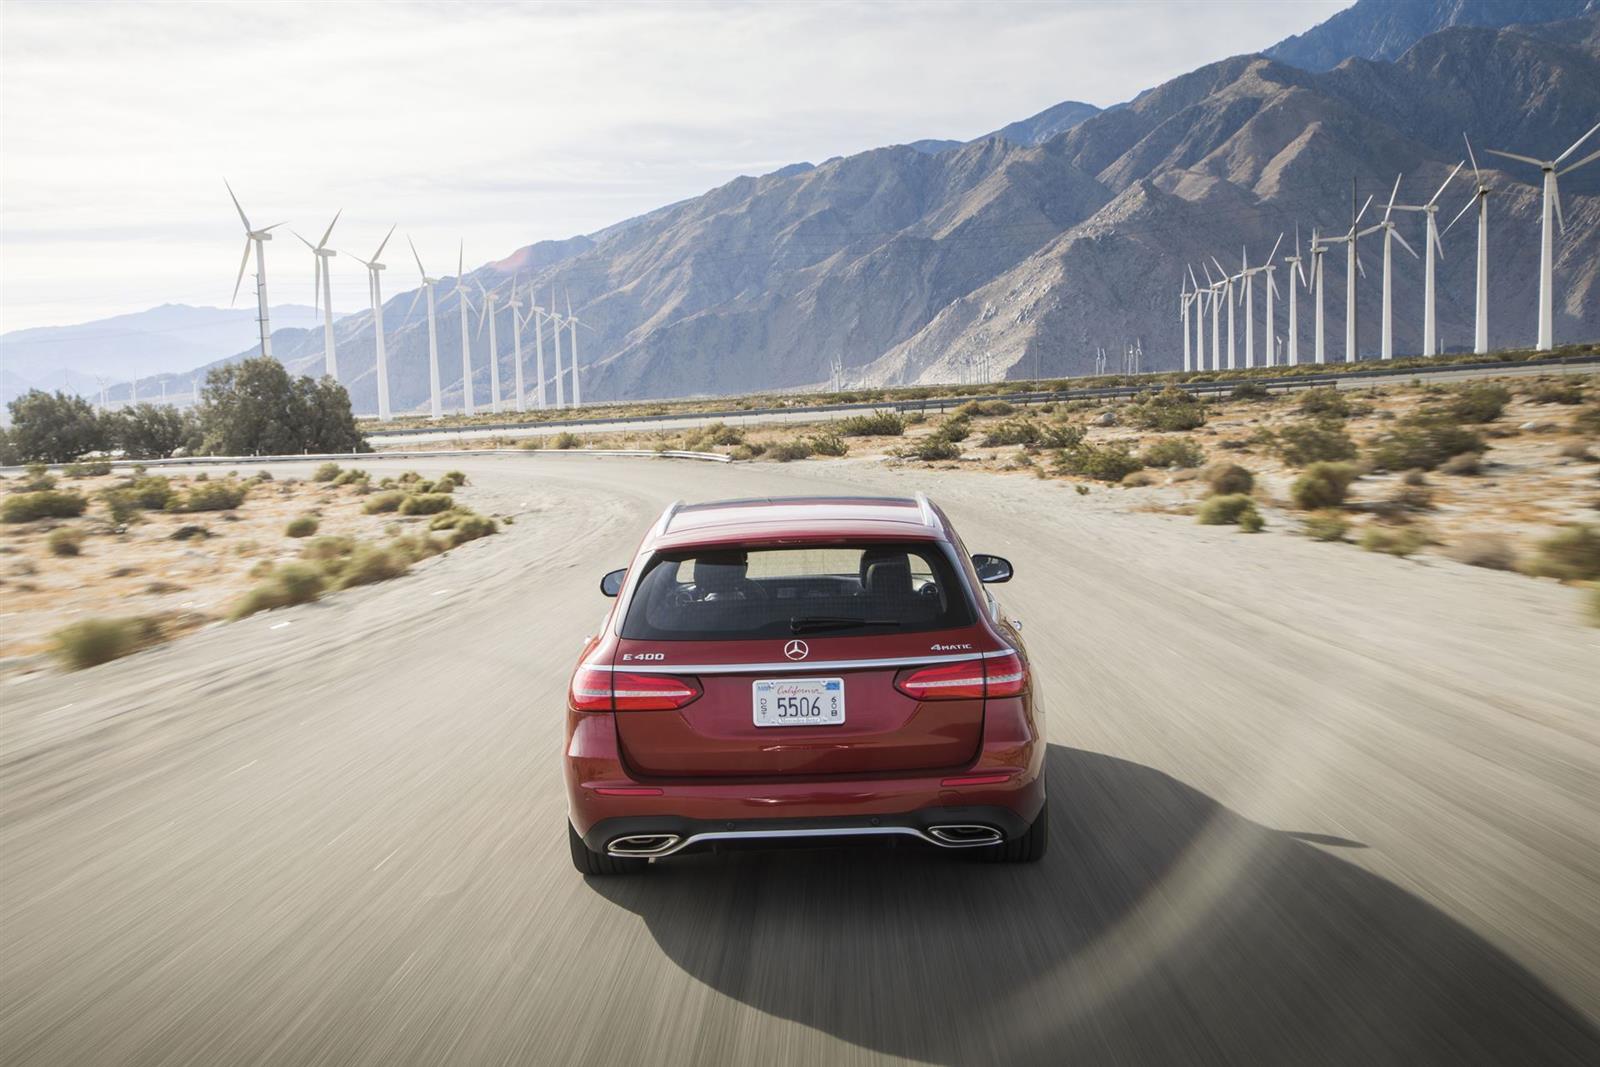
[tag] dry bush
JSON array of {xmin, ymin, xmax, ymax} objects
[
  {"xmin": 1056, "ymin": 443, "xmax": 1143, "ymax": 482},
  {"xmin": 286, "ymin": 516, "xmax": 319, "ymax": 538},
  {"xmin": 1141, "ymin": 437, "xmax": 1205, "ymax": 469},
  {"xmin": 47, "ymin": 527, "xmax": 85, "ymax": 556},
  {"xmin": 1301, "ymin": 512, "xmax": 1349, "ymax": 542},
  {"xmin": 1359, "ymin": 526, "xmax": 1429, "ymax": 557},
  {"xmin": 1291, "ymin": 462, "xmax": 1358, "ymax": 510},
  {"xmin": 1197, "ymin": 494, "xmax": 1260, "ymax": 528},
  {"xmin": 837, "ymin": 411, "xmax": 905, "ymax": 437},
  {"xmin": 1444, "ymin": 533, "xmax": 1518, "ymax": 571},
  {"xmin": 1527, "ymin": 525, "xmax": 1600, "ymax": 582},
  {"xmin": 230, "ymin": 563, "xmax": 327, "ymax": 619},
  {"xmin": 3, "ymin": 490, "xmax": 88, "ymax": 523},
  {"xmin": 362, "ymin": 491, "xmax": 407, "ymax": 514},
  {"xmin": 1205, "ymin": 462, "xmax": 1253, "ymax": 495},
  {"xmin": 51, "ymin": 616, "xmax": 163, "ymax": 669},
  {"xmin": 398, "ymin": 493, "xmax": 454, "ymax": 516},
  {"xmin": 312, "ymin": 462, "xmax": 341, "ymax": 482}
]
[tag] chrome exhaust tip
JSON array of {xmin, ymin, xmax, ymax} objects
[
  {"xmin": 607, "ymin": 834, "xmax": 683, "ymax": 857},
  {"xmin": 927, "ymin": 824, "xmax": 1003, "ymax": 847}
]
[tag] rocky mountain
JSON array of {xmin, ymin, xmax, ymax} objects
[
  {"xmin": 224, "ymin": 8, "xmax": 1600, "ymax": 412},
  {"xmin": 1265, "ymin": 0, "xmax": 1597, "ymax": 72}
]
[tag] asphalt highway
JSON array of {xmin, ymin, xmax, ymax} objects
[{"xmin": 2, "ymin": 455, "xmax": 1597, "ymax": 1065}]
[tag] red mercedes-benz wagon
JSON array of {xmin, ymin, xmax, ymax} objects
[{"xmin": 564, "ymin": 494, "xmax": 1045, "ymax": 874}]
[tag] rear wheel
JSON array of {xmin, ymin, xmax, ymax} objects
[
  {"xmin": 568, "ymin": 822, "xmax": 647, "ymax": 876},
  {"xmin": 984, "ymin": 799, "xmax": 1048, "ymax": 863}
]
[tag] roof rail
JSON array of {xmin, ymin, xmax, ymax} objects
[
  {"xmin": 914, "ymin": 492, "xmax": 938, "ymax": 530},
  {"xmin": 657, "ymin": 500, "xmax": 684, "ymax": 535}
]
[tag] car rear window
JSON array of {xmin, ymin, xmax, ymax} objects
[{"xmin": 621, "ymin": 542, "xmax": 974, "ymax": 640}]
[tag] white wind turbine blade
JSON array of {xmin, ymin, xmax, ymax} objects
[
  {"xmin": 456, "ymin": 240, "xmax": 464, "ymax": 288},
  {"xmin": 1485, "ymin": 148, "xmax": 1543, "ymax": 167},
  {"xmin": 1558, "ymin": 146, "xmax": 1600, "ymax": 176},
  {"xmin": 1355, "ymin": 253, "xmax": 1366, "ymax": 280},
  {"xmin": 1442, "ymin": 192, "xmax": 1477, "ymax": 236},
  {"xmin": 1266, "ymin": 231, "xmax": 1283, "ymax": 265},
  {"xmin": 1187, "ymin": 264, "xmax": 1200, "ymax": 290},
  {"xmin": 1383, "ymin": 173, "xmax": 1402, "ymax": 222},
  {"xmin": 1428, "ymin": 161, "xmax": 1464, "ymax": 207},
  {"xmin": 1353, "ymin": 193, "xmax": 1375, "ymax": 229},
  {"xmin": 1464, "ymin": 133, "xmax": 1482, "ymax": 183},
  {"xmin": 231, "ymin": 238, "xmax": 252, "ymax": 304},
  {"xmin": 1202, "ymin": 262, "xmax": 1215, "ymax": 286},
  {"xmin": 317, "ymin": 210, "xmax": 341, "ymax": 250},
  {"xmin": 407, "ymin": 283, "xmax": 426, "ymax": 319},
  {"xmin": 1267, "ymin": 268, "xmax": 1280, "ymax": 299},
  {"xmin": 372, "ymin": 224, "xmax": 396, "ymax": 262},
  {"xmin": 409, "ymin": 236, "xmax": 427, "ymax": 279},
  {"xmin": 1553, "ymin": 121, "xmax": 1600, "ymax": 165},
  {"xmin": 224, "ymin": 179, "xmax": 251, "ymax": 231},
  {"xmin": 1210, "ymin": 255, "xmax": 1227, "ymax": 280},
  {"xmin": 1552, "ymin": 179, "xmax": 1565, "ymax": 234},
  {"xmin": 293, "ymin": 229, "xmax": 316, "ymax": 250},
  {"xmin": 259, "ymin": 222, "xmax": 287, "ymax": 233},
  {"xmin": 1392, "ymin": 229, "xmax": 1419, "ymax": 259}
]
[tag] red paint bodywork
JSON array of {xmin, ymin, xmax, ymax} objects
[{"xmin": 563, "ymin": 497, "xmax": 1044, "ymax": 845}]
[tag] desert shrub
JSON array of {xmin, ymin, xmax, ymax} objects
[
  {"xmin": 102, "ymin": 490, "xmax": 139, "ymax": 524},
  {"xmin": 1297, "ymin": 387, "xmax": 1350, "ymax": 418},
  {"xmin": 1360, "ymin": 526, "xmax": 1429, "ymax": 557},
  {"xmin": 1205, "ymin": 463, "xmax": 1254, "ymax": 495},
  {"xmin": 1445, "ymin": 532, "xmax": 1518, "ymax": 571},
  {"xmin": 255, "ymin": 470, "xmax": 274, "ymax": 481},
  {"xmin": 1273, "ymin": 420, "xmax": 1357, "ymax": 466},
  {"xmin": 729, "ymin": 444, "xmax": 762, "ymax": 461},
  {"xmin": 932, "ymin": 416, "xmax": 972, "ymax": 443},
  {"xmin": 551, "ymin": 432, "xmax": 581, "ymax": 450},
  {"xmin": 230, "ymin": 563, "xmax": 327, "ymax": 619},
  {"xmin": 837, "ymin": 410, "xmax": 905, "ymax": 437},
  {"xmin": 1440, "ymin": 451, "xmax": 1482, "ymax": 476},
  {"xmin": 1231, "ymin": 382, "xmax": 1270, "ymax": 401},
  {"xmin": 1197, "ymin": 494, "xmax": 1259, "ymax": 526},
  {"xmin": 1120, "ymin": 470, "xmax": 1157, "ymax": 488},
  {"xmin": 901, "ymin": 438, "xmax": 962, "ymax": 461},
  {"xmin": 169, "ymin": 524, "xmax": 210, "ymax": 541},
  {"xmin": 906, "ymin": 411, "xmax": 928, "ymax": 424},
  {"xmin": 1559, "ymin": 441, "xmax": 1595, "ymax": 461},
  {"xmin": 1302, "ymin": 512, "xmax": 1349, "ymax": 542},
  {"xmin": 1573, "ymin": 406, "xmax": 1600, "ymax": 435},
  {"xmin": 1130, "ymin": 386, "xmax": 1206, "ymax": 432},
  {"xmin": 1368, "ymin": 417, "xmax": 1485, "ymax": 471},
  {"xmin": 51, "ymin": 616, "xmax": 162, "ymax": 669},
  {"xmin": 1387, "ymin": 484, "xmax": 1434, "ymax": 512},
  {"xmin": 312, "ymin": 462, "xmax": 342, "ymax": 482},
  {"xmin": 178, "ymin": 481, "xmax": 248, "ymax": 512},
  {"xmin": 1038, "ymin": 422, "xmax": 1085, "ymax": 449},
  {"xmin": 768, "ymin": 439, "xmax": 815, "ymax": 462},
  {"xmin": 1525, "ymin": 380, "xmax": 1585, "ymax": 405},
  {"xmin": 124, "ymin": 475, "xmax": 175, "ymax": 510},
  {"xmin": 1056, "ymin": 443, "xmax": 1143, "ymax": 482},
  {"xmin": 286, "ymin": 516, "xmax": 319, "ymax": 538},
  {"xmin": 331, "ymin": 468, "xmax": 367, "ymax": 486},
  {"xmin": 335, "ymin": 544, "xmax": 410, "ymax": 589},
  {"xmin": 398, "ymin": 493, "xmax": 453, "ymax": 516},
  {"xmin": 1290, "ymin": 462, "xmax": 1359, "ymax": 510},
  {"xmin": 1446, "ymin": 383, "xmax": 1510, "ymax": 424},
  {"xmin": 3, "ymin": 490, "xmax": 88, "ymax": 523},
  {"xmin": 48, "ymin": 527, "xmax": 85, "ymax": 556},
  {"xmin": 981, "ymin": 419, "xmax": 1044, "ymax": 447},
  {"xmin": 389, "ymin": 533, "xmax": 444, "ymax": 562},
  {"xmin": 193, "ymin": 472, "xmax": 209, "ymax": 482},
  {"xmin": 1142, "ymin": 438, "xmax": 1204, "ymax": 469},
  {"xmin": 449, "ymin": 514, "xmax": 498, "ymax": 546},
  {"xmin": 808, "ymin": 433, "xmax": 848, "ymax": 457},
  {"xmin": 1238, "ymin": 507, "xmax": 1265, "ymax": 533},
  {"xmin": 440, "ymin": 469, "xmax": 468, "ymax": 486},
  {"xmin": 1527, "ymin": 525, "xmax": 1600, "ymax": 582},
  {"xmin": 300, "ymin": 535, "xmax": 357, "ymax": 562},
  {"xmin": 954, "ymin": 400, "xmax": 1013, "ymax": 418},
  {"xmin": 362, "ymin": 491, "xmax": 407, "ymax": 514},
  {"xmin": 397, "ymin": 471, "xmax": 422, "ymax": 484},
  {"xmin": 64, "ymin": 460, "xmax": 113, "ymax": 478}
]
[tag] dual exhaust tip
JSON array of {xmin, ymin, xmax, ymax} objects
[{"xmin": 605, "ymin": 824, "xmax": 1002, "ymax": 858}]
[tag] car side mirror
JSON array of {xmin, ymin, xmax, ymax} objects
[
  {"xmin": 599, "ymin": 568, "xmax": 626, "ymax": 597},
  {"xmin": 972, "ymin": 554, "xmax": 1013, "ymax": 584}
]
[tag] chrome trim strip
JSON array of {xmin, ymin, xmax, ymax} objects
[
  {"xmin": 588, "ymin": 648, "xmax": 1016, "ymax": 674},
  {"xmin": 613, "ymin": 824, "xmax": 1003, "ymax": 858},
  {"xmin": 914, "ymin": 491, "xmax": 936, "ymax": 529}
]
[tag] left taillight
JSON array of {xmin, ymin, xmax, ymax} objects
[{"xmin": 568, "ymin": 668, "xmax": 701, "ymax": 712}]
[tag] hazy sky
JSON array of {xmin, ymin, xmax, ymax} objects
[{"xmin": 1, "ymin": 0, "xmax": 1349, "ymax": 332}]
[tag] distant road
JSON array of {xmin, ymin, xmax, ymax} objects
[
  {"xmin": 2, "ymin": 456, "xmax": 1597, "ymax": 1064},
  {"xmin": 366, "ymin": 353, "xmax": 1600, "ymax": 447}
]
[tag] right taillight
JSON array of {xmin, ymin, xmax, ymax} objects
[
  {"xmin": 568, "ymin": 667, "xmax": 701, "ymax": 712},
  {"xmin": 894, "ymin": 653, "xmax": 1027, "ymax": 701}
]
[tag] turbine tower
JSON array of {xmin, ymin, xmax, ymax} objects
[
  {"xmin": 1359, "ymin": 175, "xmax": 1418, "ymax": 361},
  {"xmin": 1310, "ymin": 229, "xmax": 1328, "ymax": 364},
  {"xmin": 1180, "ymin": 276, "xmax": 1192, "ymax": 372},
  {"xmin": 1393, "ymin": 162, "xmax": 1463, "ymax": 357},
  {"xmin": 1486, "ymin": 121, "xmax": 1599, "ymax": 350},
  {"xmin": 1322, "ymin": 195, "xmax": 1373, "ymax": 362},
  {"xmin": 1212, "ymin": 257, "xmax": 1237, "ymax": 369},
  {"xmin": 1444, "ymin": 136, "xmax": 1493, "ymax": 354},
  {"xmin": 454, "ymin": 243, "xmax": 476, "ymax": 416},
  {"xmin": 1188, "ymin": 265, "xmax": 1206, "ymax": 372},
  {"xmin": 476, "ymin": 279, "xmax": 506, "ymax": 414},
  {"xmin": 1204, "ymin": 264, "xmax": 1225, "ymax": 371},
  {"xmin": 1259, "ymin": 233, "xmax": 1283, "ymax": 367},
  {"xmin": 225, "ymin": 180, "xmax": 284, "ymax": 359},
  {"xmin": 1237, "ymin": 246, "xmax": 1255, "ymax": 368},
  {"xmin": 549, "ymin": 285, "xmax": 566, "ymax": 408},
  {"xmin": 346, "ymin": 225, "xmax": 397, "ymax": 421},
  {"xmin": 527, "ymin": 301, "xmax": 549, "ymax": 409},
  {"xmin": 504, "ymin": 277, "xmax": 528, "ymax": 412},
  {"xmin": 565, "ymin": 289, "xmax": 584, "ymax": 408},
  {"xmin": 294, "ymin": 211, "xmax": 341, "ymax": 379},
  {"xmin": 1282, "ymin": 226, "xmax": 1307, "ymax": 366},
  {"xmin": 406, "ymin": 238, "xmax": 443, "ymax": 419}
]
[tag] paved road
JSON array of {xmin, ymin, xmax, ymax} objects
[{"xmin": 3, "ymin": 456, "xmax": 1598, "ymax": 1065}]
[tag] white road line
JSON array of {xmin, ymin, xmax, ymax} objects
[
  {"xmin": 431, "ymin": 589, "xmax": 451, "ymax": 597},
  {"xmin": 373, "ymin": 848, "xmax": 400, "ymax": 871},
  {"xmin": 224, "ymin": 760, "xmax": 258, "ymax": 777},
  {"xmin": 269, "ymin": 621, "xmax": 291, "ymax": 630}
]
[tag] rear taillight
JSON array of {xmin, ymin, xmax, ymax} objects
[
  {"xmin": 894, "ymin": 653, "xmax": 1027, "ymax": 701},
  {"xmin": 569, "ymin": 668, "xmax": 701, "ymax": 712}
]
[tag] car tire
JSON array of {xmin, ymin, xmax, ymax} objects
[
  {"xmin": 984, "ymin": 799, "xmax": 1048, "ymax": 864},
  {"xmin": 569, "ymin": 822, "xmax": 647, "ymax": 876}
]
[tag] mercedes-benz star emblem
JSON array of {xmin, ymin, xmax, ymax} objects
[{"xmin": 784, "ymin": 639, "xmax": 809, "ymax": 660}]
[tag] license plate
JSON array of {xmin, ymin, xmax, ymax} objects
[{"xmin": 752, "ymin": 677, "xmax": 845, "ymax": 727}]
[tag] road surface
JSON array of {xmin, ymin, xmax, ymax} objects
[{"xmin": 3, "ymin": 455, "xmax": 1598, "ymax": 1065}]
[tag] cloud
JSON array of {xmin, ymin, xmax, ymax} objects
[{"xmin": 0, "ymin": 0, "xmax": 1350, "ymax": 331}]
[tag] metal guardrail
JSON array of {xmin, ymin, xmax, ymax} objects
[
  {"xmin": 363, "ymin": 353, "xmax": 1600, "ymax": 439},
  {"xmin": 4, "ymin": 448, "xmax": 732, "ymax": 475}
]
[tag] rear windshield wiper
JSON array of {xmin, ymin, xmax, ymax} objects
[{"xmin": 789, "ymin": 616, "xmax": 901, "ymax": 634}]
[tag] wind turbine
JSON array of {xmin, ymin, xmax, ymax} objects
[
  {"xmin": 1212, "ymin": 257, "xmax": 1237, "ymax": 369},
  {"xmin": 345, "ymin": 225, "xmax": 397, "ymax": 420},
  {"xmin": 454, "ymin": 243, "xmax": 476, "ymax": 416},
  {"xmin": 1237, "ymin": 246, "xmax": 1255, "ymax": 368},
  {"xmin": 1204, "ymin": 263, "xmax": 1225, "ymax": 371},
  {"xmin": 225, "ymin": 180, "xmax": 284, "ymax": 359},
  {"xmin": 549, "ymin": 285, "xmax": 566, "ymax": 407},
  {"xmin": 1180, "ymin": 276, "xmax": 1192, "ymax": 372},
  {"xmin": 503, "ymin": 277, "xmax": 528, "ymax": 412},
  {"xmin": 476, "ymin": 279, "xmax": 507, "ymax": 414},
  {"xmin": 564, "ymin": 289, "xmax": 587, "ymax": 408},
  {"xmin": 1282, "ymin": 226, "xmax": 1307, "ymax": 366},
  {"xmin": 1187, "ymin": 265, "xmax": 1205, "ymax": 372},
  {"xmin": 1392, "ymin": 162, "xmax": 1463, "ymax": 356},
  {"xmin": 1257, "ymin": 233, "xmax": 1283, "ymax": 367},
  {"xmin": 406, "ymin": 238, "xmax": 443, "ymax": 419},
  {"xmin": 1444, "ymin": 136, "xmax": 1493, "ymax": 354},
  {"xmin": 1486, "ymin": 121, "xmax": 1600, "ymax": 350},
  {"xmin": 1309, "ymin": 229, "xmax": 1329, "ymax": 364},
  {"xmin": 1321, "ymin": 194, "xmax": 1374, "ymax": 362},
  {"xmin": 522, "ymin": 299, "xmax": 550, "ymax": 409},
  {"xmin": 1358, "ymin": 175, "xmax": 1419, "ymax": 360},
  {"xmin": 294, "ymin": 211, "xmax": 341, "ymax": 379}
]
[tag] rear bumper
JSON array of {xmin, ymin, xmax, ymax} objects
[{"xmin": 582, "ymin": 805, "xmax": 1037, "ymax": 857}]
